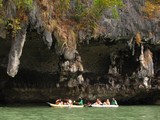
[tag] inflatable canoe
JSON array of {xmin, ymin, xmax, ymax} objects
[
  {"xmin": 47, "ymin": 102, "xmax": 84, "ymax": 108},
  {"xmin": 91, "ymin": 104, "xmax": 119, "ymax": 108}
]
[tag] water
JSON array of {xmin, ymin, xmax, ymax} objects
[{"xmin": 0, "ymin": 105, "xmax": 159, "ymax": 120}]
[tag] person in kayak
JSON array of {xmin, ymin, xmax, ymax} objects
[
  {"xmin": 94, "ymin": 98, "xmax": 102, "ymax": 105},
  {"xmin": 74, "ymin": 97, "xmax": 84, "ymax": 105},
  {"xmin": 68, "ymin": 99, "xmax": 73, "ymax": 105},
  {"xmin": 111, "ymin": 98, "xmax": 118, "ymax": 105},
  {"xmin": 55, "ymin": 99, "xmax": 63, "ymax": 105},
  {"xmin": 78, "ymin": 97, "xmax": 84, "ymax": 105},
  {"xmin": 103, "ymin": 99, "xmax": 110, "ymax": 105}
]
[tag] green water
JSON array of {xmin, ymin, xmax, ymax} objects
[{"xmin": 0, "ymin": 106, "xmax": 159, "ymax": 120}]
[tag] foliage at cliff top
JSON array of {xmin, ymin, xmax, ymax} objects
[
  {"xmin": 1, "ymin": 0, "xmax": 159, "ymax": 42},
  {"xmin": 0, "ymin": 0, "xmax": 123, "ymax": 44}
]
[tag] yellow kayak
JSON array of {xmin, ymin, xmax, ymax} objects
[{"xmin": 47, "ymin": 102, "xmax": 84, "ymax": 108}]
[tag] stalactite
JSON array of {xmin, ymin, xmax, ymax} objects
[
  {"xmin": 138, "ymin": 44, "xmax": 154, "ymax": 79},
  {"xmin": 7, "ymin": 23, "xmax": 27, "ymax": 77},
  {"xmin": 58, "ymin": 49, "xmax": 84, "ymax": 87},
  {"xmin": 139, "ymin": 44, "xmax": 148, "ymax": 69},
  {"xmin": 144, "ymin": 49, "xmax": 154, "ymax": 76},
  {"xmin": 43, "ymin": 30, "xmax": 53, "ymax": 49},
  {"xmin": 108, "ymin": 52, "xmax": 119, "ymax": 76}
]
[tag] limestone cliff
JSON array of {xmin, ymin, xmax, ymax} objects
[{"xmin": 0, "ymin": 0, "xmax": 160, "ymax": 104}]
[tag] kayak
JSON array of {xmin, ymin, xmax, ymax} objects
[
  {"xmin": 47, "ymin": 102, "xmax": 84, "ymax": 108},
  {"xmin": 91, "ymin": 104, "xmax": 119, "ymax": 108}
]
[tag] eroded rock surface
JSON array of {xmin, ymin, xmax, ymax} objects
[{"xmin": 0, "ymin": 0, "xmax": 160, "ymax": 104}]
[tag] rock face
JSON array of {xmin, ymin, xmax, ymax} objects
[
  {"xmin": 0, "ymin": 0, "xmax": 160, "ymax": 104},
  {"xmin": 1, "ymin": 37, "xmax": 160, "ymax": 104}
]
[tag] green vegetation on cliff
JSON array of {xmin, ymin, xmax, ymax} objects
[
  {"xmin": 0, "ymin": 0, "xmax": 123, "ymax": 43},
  {"xmin": 0, "ymin": 0, "xmax": 33, "ymax": 37}
]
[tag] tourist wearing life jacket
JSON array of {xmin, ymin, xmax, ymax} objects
[
  {"xmin": 111, "ymin": 98, "xmax": 118, "ymax": 105},
  {"xmin": 73, "ymin": 97, "xmax": 84, "ymax": 105},
  {"xmin": 78, "ymin": 97, "xmax": 84, "ymax": 105}
]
